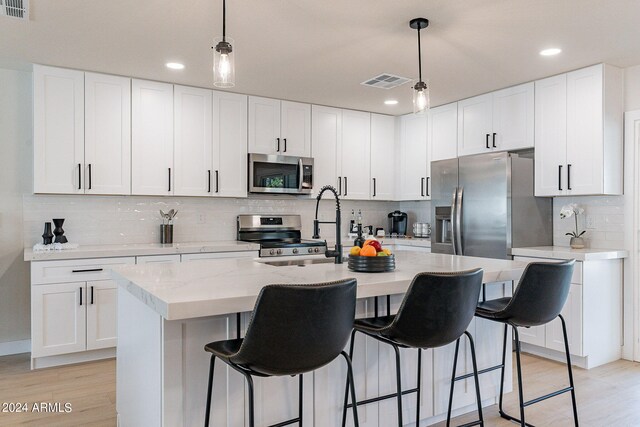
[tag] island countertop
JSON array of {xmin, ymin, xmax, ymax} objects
[{"xmin": 111, "ymin": 251, "xmax": 527, "ymax": 321}]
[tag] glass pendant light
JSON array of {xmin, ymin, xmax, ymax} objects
[
  {"xmin": 213, "ymin": 0, "xmax": 235, "ymax": 87},
  {"xmin": 410, "ymin": 18, "xmax": 430, "ymax": 114}
]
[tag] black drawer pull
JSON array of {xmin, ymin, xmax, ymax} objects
[
  {"xmin": 78, "ymin": 163, "xmax": 82, "ymax": 190},
  {"xmin": 492, "ymin": 133, "xmax": 497, "ymax": 148},
  {"xmin": 558, "ymin": 165, "xmax": 563, "ymax": 191},
  {"xmin": 485, "ymin": 134, "xmax": 490, "ymax": 149},
  {"xmin": 567, "ymin": 164, "xmax": 572, "ymax": 190},
  {"xmin": 71, "ymin": 268, "xmax": 104, "ymax": 273},
  {"xmin": 91, "ymin": 286, "xmax": 94, "ymax": 305},
  {"xmin": 79, "ymin": 287, "xmax": 83, "ymax": 306}
]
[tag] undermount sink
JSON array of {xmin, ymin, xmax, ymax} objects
[{"xmin": 261, "ymin": 257, "xmax": 345, "ymax": 267}]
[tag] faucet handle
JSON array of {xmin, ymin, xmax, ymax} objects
[{"xmin": 312, "ymin": 219, "xmax": 320, "ymax": 239}]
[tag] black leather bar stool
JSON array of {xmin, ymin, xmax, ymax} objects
[
  {"xmin": 473, "ymin": 260, "xmax": 578, "ymax": 427},
  {"xmin": 342, "ymin": 269, "xmax": 485, "ymax": 427},
  {"xmin": 204, "ymin": 279, "xmax": 360, "ymax": 427}
]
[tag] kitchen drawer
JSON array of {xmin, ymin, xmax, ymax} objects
[
  {"xmin": 513, "ymin": 256, "xmax": 582, "ymax": 284},
  {"xmin": 31, "ymin": 257, "xmax": 136, "ymax": 285}
]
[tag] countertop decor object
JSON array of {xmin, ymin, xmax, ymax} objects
[
  {"xmin": 159, "ymin": 209, "xmax": 178, "ymax": 244},
  {"xmin": 347, "ymin": 254, "xmax": 395, "ymax": 273},
  {"xmin": 560, "ymin": 204, "xmax": 586, "ymax": 248},
  {"xmin": 52, "ymin": 218, "xmax": 68, "ymax": 243},
  {"xmin": 42, "ymin": 222, "xmax": 53, "ymax": 245}
]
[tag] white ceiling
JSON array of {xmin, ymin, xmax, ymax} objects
[{"xmin": 1, "ymin": 0, "xmax": 640, "ymax": 114}]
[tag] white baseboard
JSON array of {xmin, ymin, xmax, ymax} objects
[{"xmin": 0, "ymin": 339, "xmax": 31, "ymax": 356}]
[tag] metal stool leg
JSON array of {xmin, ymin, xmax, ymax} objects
[
  {"xmin": 497, "ymin": 324, "xmax": 508, "ymax": 416},
  {"xmin": 464, "ymin": 331, "xmax": 484, "ymax": 426},
  {"xmin": 341, "ymin": 351, "xmax": 360, "ymax": 427},
  {"xmin": 392, "ymin": 343, "xmax": 404, "ymax": 426},
  {"xmin": 204, "ymin": 355, "xmax": 216, "ymax": 427},
  {"xmin": 416, "ymin": 348, "xmax": 422, "ymax": 426},
  {"xmin": 446, "ymin": 337, "xmax": 461, "ymax": 427},
  {"xmin": 242, "ymin": 371, "xmax": 255, "ymax": 427},
  {"xmin": 559, "ymin": 314, "xmax": 579, "ymax": 427},
  {"xmin": 299, "ymin": 374, "xmax": 304, "ymax": 427},
  {"xmin": 341, "ymin": 329, "xmax": 357, "ymax": 427}
]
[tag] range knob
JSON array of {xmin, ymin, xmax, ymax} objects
[
  {"xmin": 314, "ymin": 247, "xmax": 320, "ymax": 253},
  {"xmin": 269, "ymin": 249, "xmax": 275, "ymax": 255},
  {"xmin": 292, "ymin": 248, "xmax": 299, "ymax": 254},
  {"xmin": 308, "ymin": 248, "xmax": 313, "ymax": 253},
  {"xmin": 276, "ymin": 249, "xmax": 283, "ymax": 255}
]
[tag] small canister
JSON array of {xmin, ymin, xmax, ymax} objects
[{"xmin": 160, "ymin": 224, "xmax": 174, "ymax": 244}]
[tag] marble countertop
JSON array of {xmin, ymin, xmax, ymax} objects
[
  {"xmin": 511, "ymin": 246, "xmax": 629, "ymax": 261},
  {"xmin": 112, "ymin": 251, "xmax": 527, "ymax": 321},
  {"xmin": 326, "ymin": 236, "xmax": 431, "ymax": 249},
  {"xmin": 25, "ymin": 241, "xmax": 260, "ymax": 261}
]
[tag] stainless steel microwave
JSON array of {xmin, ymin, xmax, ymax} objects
[{"xmin": 248, "ymin": 153, "xmax": 314, "ymax": 194}]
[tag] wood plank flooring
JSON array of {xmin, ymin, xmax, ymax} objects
[{"xmin": 0, "ymin": 352, "xmax": 639, "ymax": 426}]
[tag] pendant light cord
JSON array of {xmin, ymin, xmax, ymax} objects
[
  {"xmin": 222, "ymin": 0, "xmax": 226, "ymax": 41},
  {"xmin": 417, "ymin": 27, "xmax": 422, "ymax": 82}
]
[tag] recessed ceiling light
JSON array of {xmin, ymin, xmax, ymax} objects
[
  {"xmin": 539, "ymin": 48, "xmax": 562, "ymax": 56},
  {"xmin": 166, "ymin": 62, "xmax": 185, "ymax": 70},
  {"xmin": 384, "ymin": 100, "xmax": 399, "ymax": 105}
]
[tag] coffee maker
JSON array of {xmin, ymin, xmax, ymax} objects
[{"xmin": 388, "ymin": 211, "xmax": 408, "ymax": 236}]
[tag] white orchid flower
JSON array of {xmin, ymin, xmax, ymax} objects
[{"xmin": 559, "ymin": 204, "xmax": 586, "ymax": 237}]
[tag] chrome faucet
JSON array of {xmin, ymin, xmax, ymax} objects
[{"xmin": 312, "ymin": 185, "xmax": 343, "ymax": 264}]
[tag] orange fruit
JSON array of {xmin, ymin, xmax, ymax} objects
[
  {"xmin": 350, "ymin": 246, "xmax": 361, "ymax": 256},
  {"xmin": 360, "ymin": 245, "xmax": 377, "ymax": 257}
]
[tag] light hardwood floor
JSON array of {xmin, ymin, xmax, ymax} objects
[{"xmin": 0, "ymin": 352, "xmax": 639, "ymax": 426}]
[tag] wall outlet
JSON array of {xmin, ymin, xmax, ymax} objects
[
  {"xmin": 585, "ymin": 215, "xmax": 596, "ymax": 229},
  {"xmin": 198, "ymin": 214, "xmax": 206, "ymax": 224}
]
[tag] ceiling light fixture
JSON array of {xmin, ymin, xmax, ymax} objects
[
  {"xmin": 212, "ymin": 0, "xmax": 235, "ymax": 87},
  {"xmin": 166, "ymin": 62, "xmax": 185, "ymax": 70},
  {"xmin": 384, "ymin": 100, "xmax": 399, "ymax": 105},
  {"xmin": 410, "ymin": 18, "xmax": 430, "ymax": 114},
  {"xmin": 540, "ymin": 48, "xmax": 562, "ymax": 56}
]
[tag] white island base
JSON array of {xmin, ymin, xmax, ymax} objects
[{"xmin": 114, "ymin": 253, "xmax": 521, "ymax": 426}]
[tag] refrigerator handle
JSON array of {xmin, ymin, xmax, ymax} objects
[
  {"xmin": 450, "ymin": 188, "xmax": 458, "ymax": 255},
  {"xmin": 455, "ymin": 186, "xmax": 464, "ymax": 255}
]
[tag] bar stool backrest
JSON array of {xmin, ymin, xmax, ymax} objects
[
  {"xmin": 382, "ymin": 269, "xmax": 484, "ymax": 349},
  {"xmin": 230, "ymin": 279, "xmax": 357, "ymax": 376},
  {"xmin": 500, "ymin": 260, "xmax": 575, "ymax": 327}
]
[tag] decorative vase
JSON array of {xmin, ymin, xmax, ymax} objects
[
  {"xmin": 160, "ymin": 224, "xmax": 173, "ymax": 244},
  {"xmin": 52, "ymin": 218, "xmax": 68, "ymax": 244},
  {"xmin": 42, "ymin": 222, "xmax": 54, "ymax": 245},
  {"xmin": 570, "ymin": 237, "xmax": 585, "ymax": 249}
]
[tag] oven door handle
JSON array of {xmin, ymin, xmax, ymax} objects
[{"xmin": 297, "ymin": 158, "xmax": 303, "ymax": 192}]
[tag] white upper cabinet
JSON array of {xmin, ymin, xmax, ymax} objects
[
  {"xmin": 173, "ymin": 85, "xmax": 213, "ymax": 197},
  {"xmin": 312, "ymin": 105, "xmax": 342, "ymax": 193},
  {"xmin": 535, "ymin": 64, "xmax": 623, "ymax": 196},
  {"xmin": 458, "ymin": 83, "xmax": 533, "ymax": 156},
  {"xmin": 370, "ymin": 114, "xmax": 396, "ymax": 200},
  {"xmin": 396, "ymin": 113, "xmax": 429, "ymax": 201},
  {"xmin": 340, "ymin": 110, "xmax": 371, "ymax": 200},
  {"xmin": 249, "ymin": 96, "xmax": 311, "ymax": 156},
  {"xmin": 213, "ymin": 91, "xmax": 248, "ymax": 198},
  {"xmin": 84, "ymin": 72, "xmax": 131, "ymax": 195},
  {"xmin": 34, "ymin": 65, "xmax": 85, "ymax": 194},
  {"xmin": 428, "ymin": 102, "xmax": 458, "ymax": 162},
  {"xmin": 131, "ymin": 79, "xmax": 174, "ymax": 196}
]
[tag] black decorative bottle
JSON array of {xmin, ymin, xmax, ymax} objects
[{"xmin": 42, "ymin": 222, "xmax": 54, "ymax": 245}]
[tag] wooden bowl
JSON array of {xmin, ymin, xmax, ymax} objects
[{"xmin": 347, "ymin": 254, "xmax": 395, "ymax": 273}]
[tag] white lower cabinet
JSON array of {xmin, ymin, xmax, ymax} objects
[{"xmin": 87, "ymin": 280, "xmax": 118, "ymax": 350}]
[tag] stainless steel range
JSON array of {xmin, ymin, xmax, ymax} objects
[{"xmin": 237, "ymin": 214, "xmax": 327, "ymax": 257}]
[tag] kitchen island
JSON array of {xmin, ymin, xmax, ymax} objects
[{"xmin": 113, "ymin": 251, "xmax": 527, "ymax": 427}]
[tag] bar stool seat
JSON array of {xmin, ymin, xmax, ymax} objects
[
  {"xmin": 475, "ymin": 297, "xmax": 511, "ymax": 318},
  {"xmin": 352, "ymin": 315, "xmax": 396, "ymax": 335}
]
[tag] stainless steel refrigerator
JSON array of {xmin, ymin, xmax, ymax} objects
[{"xmin": 431, "ymin": 152, "xmax": 552, "ymax": 259}]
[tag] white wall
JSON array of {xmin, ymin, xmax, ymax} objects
[{"xmin": 0, "ymin": 68, "xmax": 32, "ymax": 345}]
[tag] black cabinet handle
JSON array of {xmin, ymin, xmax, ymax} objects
[
  {"xmin": 338, "ymin": 176, "xmax": 342, "ymax": 195},
  {"xmin": 421, "ymin": 177, "xmax": 425, "ymax": 197},
  {"xmin": 90, "ymin": 286, "xmax": 94, "ymax": 305},
  {"xmin": 492, "ymin": 133, "xmax": 497, "ymax": 148},
  {"xmin": 567, "ymin": 164, "xmax": 572, "ymax": 190},
  {"xmin": 283, "ymin": 138, "xmax": 287, "ymax": 153},
  {"xmin": 344, "ymin": 177, "xmax": 348, "ymax": 196},
  {"xmin": 78, "ymin": 163, "xmax": 82, "ymax": 190},
  {"xmin": 208, "ymin": 170, "xmax": 212, "ymax": 193},
  {"xmin": 276, "ymin": 138, "xmax": 280, "ymax": 152},
  {"xmin": 558, "ymin": 165, "xmax": 563, "ymax": 191},
  {"xmin": 168, "ymin": 168, "xmax": 172, "ymax": 192},
  {"xmin": 72, "ymin": 268, "xmax": 103, "ymax": 273},
  {"xmin": 372, "ymin": 178, "xmax": 376, "ymax": 197},
  {"xmin": 486, "ymin": 134, "xmax": 490, "ymax": 149},
  {"xmin": 79, "ymin": 287, "xmax": 83, "ymax": 306},
  {"xmin": 88, "ymin": 164, "xmax": 92, "ymax": 190},
  {"xmin": 426, "ymin": 176, "xmax": 430, "ymax": 197},
  {"xmin": 215, "ymin": 170, "xmax": 219, "ymax": 193}
]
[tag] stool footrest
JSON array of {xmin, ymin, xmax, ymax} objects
[
  {"xmin": 268, "ymin": 416, "xmax": 301, "ymax": 427},
  {"xmin": 524, "ymin": 386, "xmax": 574, "ymax": 407},
  {"xmin": 458, "ymin": 420, "xmax": 484, "ymax": 427},
  {"xmin": 346, "ymin": 387, "xmax": 419, "ymax": 408},
  {"xmin": 454, "ymin": 363, "xmax": 503, "ymax": 382},
  {"xmin": 499, "ymin": 410, "xmax": 536, "ymax": 427}
]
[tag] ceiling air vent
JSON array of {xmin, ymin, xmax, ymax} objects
[
  {"xmin": 0, "ymin": 0, "xmax": 28, "ymax": 20},
  {"xmin": 361, "ymin": 73, "xmax": 411, "ymax": 90}
]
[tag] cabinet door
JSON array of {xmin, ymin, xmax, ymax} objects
[
  {"xmin": 33, "ymin": 65, "xmax": 85, "ymax": 194},
  {"xmin": 566, "ymin": 65, "xmax": 604, "ymax": 195},
  {"xmin": 429, "ymin": 102, "xmax": 458, "ymax": 162},
  {"xmin": 86, "ymin": 280, "xmax": 118, "ymax": 350},
  {"xmin": 248, "ymin": 96, "xmax": 281, "ymax": 155},
  {"xmin": 534, "ymin": 74, "xmax": 567, "ymax": 196},
  {"xmin": 280, "ymin": 101, "xmax": 311, "ymax": 157},
  {"xmin": 174, "ymin": 85, "xmax": 213, "ymax": 196},
  {"xmin": 340, "ymin": 110, "xmax": 371, "ymax": 200},
  {"xmin": 545, "ymin": 284, "xmax": 583, "ymax": 356},
  {"xmin": 213, "ymin": 91, "xmax": 248, "ymax": 198},
  {"xmin": 31, "ymin": 282, "xmax": 86, "ymax": 358},
  {"xmin": 312, "ymin": 105, "xmax": 342, "ymax": 193},
  {"xmin": 492, "ymin": 83, "xmax": 534, "ymax": 152},
  {"xmin": 84, "ymin": 72, "xmax": 131, "ymax": 195},
  {"xmin": 370, "ymin": 114, "xmax": 396, "ymax": 200},
  {"xmin": 396, "ymin": 114, "xmax": 428, "ymax": 200},
  {"xmin": 457, "ymin": 93, "xmax": 493, "ymax": 157},
  {"xmin": 131, "ymin": 79, "xmax": 174, "ymax": 195}
]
